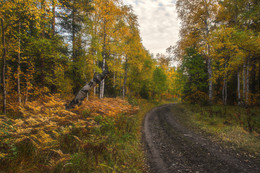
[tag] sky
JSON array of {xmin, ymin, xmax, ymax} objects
[{"xmin": 123, "ymin": 0, "xmax": 180, "ymax": 56}]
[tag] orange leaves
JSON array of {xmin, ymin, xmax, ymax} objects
[
  {"xmin": 77, "ymin": 97, "xmax": 139, "ymax": 118},
  {"xmin": 0, "ymin": 95, "xmax": 139, "ymax": 152},
  {"xmin": 0, "ymin": 95, "xmax": 140, "ymax": 171}
]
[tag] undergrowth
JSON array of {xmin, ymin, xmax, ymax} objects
[
  {"xmin": 0, "ymin": 95, "xmax": 147, "ymax": 172},
  {"xmin": 173, "ymin": 104, "xmax": 260, "ymax": 155}
]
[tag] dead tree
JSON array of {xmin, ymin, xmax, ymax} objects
[{"xmin": 66, "ymin": 71, "xmax": 109, "ymax": 109}]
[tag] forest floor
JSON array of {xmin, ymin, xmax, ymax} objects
[
  {"xmin": 0, "ymin": 95, "xmax": 144, "ymax": 172},
  {"xmin": 143, "ymin": 104, "xmax": 260, "ymax": 173}
]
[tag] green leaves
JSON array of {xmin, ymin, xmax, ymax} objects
[
  {"xmin": 179, "ymin": 48, "xmax": 208, "ymax": 103},
  {"xmin": 153, "ymin": 67, "xmax": 167, "ymax": 97}
]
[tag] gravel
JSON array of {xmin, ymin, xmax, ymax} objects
[{"xmin": 142, "ymin": 104, "xmax": 260, "ymax": 173}]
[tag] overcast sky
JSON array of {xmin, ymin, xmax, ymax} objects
[{"xmin": 123, "ymin": 0, "xmax": 180, "ymax": 56}]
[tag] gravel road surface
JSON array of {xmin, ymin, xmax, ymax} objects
[{"xmin": 142, "ymin": 104, "xmax": 259, "ymax": 173}]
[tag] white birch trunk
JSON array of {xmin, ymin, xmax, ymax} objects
[
  {"xmin": 93, "ymin": 55, "xmax": 96, "ymax": 97},
  {"xmin": 100, "ymin": 57, "xmax": 105, "ymax": 99},
  {"xmin": 208, "ymin": 58, "xmax": 213, "ymax": 104},
  {"xmin": 203, "ymin": 0, "xmax": 213, "ymax": 105},
  {"xmin": 100, "ymin": 22, "xmax": 107, "ymax": 99},
  {"xmin": 66, "ymin": 71, "xmax": 108, "ymax": 109}
]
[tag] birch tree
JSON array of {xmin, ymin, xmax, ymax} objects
[{"xmin": 176, "ymin": 0, "xmax": 218, "ymax": 104}]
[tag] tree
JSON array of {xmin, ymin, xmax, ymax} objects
[
  {"xmin": 176, "ymin": 0, "xmax": 218, "ymax": 104},
  {"xmin": 153, "ymin": 67, "xmax": 167, "ymax": 100},
  {"xmin": 0, "ymin": 0, "xmax": 157, "ymax": 115},
  {"xmin": 0, "ymin": 0, "xmax": 42, "ymax": 113},
  {"xmin": 58, "ymin": 0, "xmax": 92, "ymax": 93},
  {"xmin": 175, "ymin": 0, "xmax": 260, "ymax": 105},
  {"xmin": 180, "ymin": 48, "xmax": 208, "ymax": 104},
  {"xmin": 212, "ymin": 0, "xmax": 260, "ymax": 105}
]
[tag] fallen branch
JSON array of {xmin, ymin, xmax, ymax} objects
[{"xmin": 66, "ymin": 71, "xmax": 109, "ymax": 109}]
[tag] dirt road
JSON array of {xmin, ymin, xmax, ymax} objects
[{"xmin": 142, "ymin": 104, "xmax": 259, "ymax": 173}]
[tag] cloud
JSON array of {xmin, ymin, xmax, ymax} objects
[{"xmin": 123, "ymin": 0, "xmax": 180, "ymax": 55}]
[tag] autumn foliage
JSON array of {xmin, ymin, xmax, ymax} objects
[
  {"xmin": 0, "ymin": 96, "xmax": 139, "ymax": 172},
  {"xmin": 173, "ymin": 0, "xmax": 260, "ymax": 106}
]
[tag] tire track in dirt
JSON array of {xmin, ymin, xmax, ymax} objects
[{"xmin": 143, "ymin": 104, "xmax": 260, "ymax": 173}]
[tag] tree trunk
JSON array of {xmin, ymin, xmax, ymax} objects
[
  {"xmin": 25, "ymin": 80, "xmax": 28, "ymax": 103},
  {"xmin": 100, "ymin": 57, "xmax": 106, "ymax": 98},
  {"xmin": 93, "ymin": 56, "xmax": 96, "ymax": 97},
  {"xmin": 123, "ymin": 56, "xmax": 128, "ymax": 99},
  {"xmin": 1, "ymin": 19, "xmax": 6, "ymax": 114},
  {"xmin": 243, "ymin": 62, "xmax": 246, "ymax": 104},
  {"xmin": 72, "ymin": 0, "xmax": 76, "ymax": 62},
  {"xmin": 225, "ymin": 80, "xmax": 227, "ymax": 105},
  {"xmin": 113, "ymin": 57, "xmax": 116, "ymax": 88},
  {"xmin": 246, "ymin": 57, "xmax": 250, "ymax": 105},
  {"xmin": 119, "ymin": 72, "xmax": 122, "ymax": 96},
  {"xmin": 222, "ymin": 63, "xmax": 227, "ymax": 105},
  {"xmin": 258, "ymin": 61, "xmax": 260, "ymax": 98},
  {"xmin": 113, "ymin": 71, "xmax": 116, "ymax": 88},
  {"xmin": 41, "ymin": 0, "xmax": 46, "ymax": 37},
  {"xmin": 66, "ymin": 71, "xmax": 109, "ymax": 109},
  {"xmin": 222, "ymin": 79, "xmax": 227, "ymax": 105},
  {"xmin": 52, "ymin": 0, "xmax": 56, "ymax": 36},
  {"xmin": 203, "ymin": 1, "xmax": 213, "ymax": 105},
  {"xmin": 251, "ymin": 58, "xmax": 256, "ymax": 94},
  {"xmin": 100, "ymin": 22, "xmax": 107, "ymax": 99},
  {"xmin": 40, "ymin": 0, "xmax": 46, "ymax": 86},
  {"xmin": 208, "ymin": 58, "xmax": 213, "ymax": 104},
  {"xmin": 237, "ymin": 71, "xmax": 241, "ymax": 105},
  {"xmin": 18, "ymin": 22, "xmax": 21, "ymax": 104}
]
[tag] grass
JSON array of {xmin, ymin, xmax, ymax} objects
[{"xmin": 171, "ymin": 104, "xmax": 260, "ymax": 156}]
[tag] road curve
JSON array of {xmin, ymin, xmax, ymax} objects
[{"xmin": 142, "ymin": 104, "xmax": 260, "ymax": 173}]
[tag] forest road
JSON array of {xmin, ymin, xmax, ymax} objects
[{"xmin": 142, "ymin": 104, "xmax": 260, "ymax": 173}]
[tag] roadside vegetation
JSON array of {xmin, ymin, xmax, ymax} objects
[{"xmin": 171, "ymin": 104, "xmax": 260, "ymax": 156}]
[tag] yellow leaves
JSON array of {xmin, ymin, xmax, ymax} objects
[
  {"xmin": 77, "ymin": 97, "xmax": 139, "ymax": 118},
  {"xmin": 17, "ymin": 128, "xmax": 32, "ymax": 135},
  {"xmin": 13, "ymin": 119, "xmax": 24, "ymax": 127},
  {"xmin": 44, "ymin": 99, "xmax": 59, "ymax": 108},
  {"xmin": 0, "ymin": 152, "xmax": 8, "ymax": 159},
  {"xmin": 37, "ymin": 130, "xmax": 54, "ymax": 144},
  {"xmin": 26, "ymin": 117, "xmax": 40, "ymax": 126}
]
